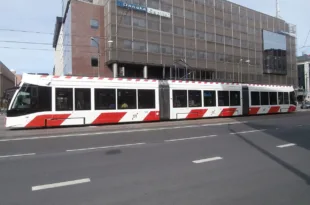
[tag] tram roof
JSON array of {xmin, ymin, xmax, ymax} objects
[{"xmin": 20, "ymin": 74, "xmax": 294, "ymax": 90}]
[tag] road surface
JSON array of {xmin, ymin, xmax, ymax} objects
[{"xmin": 0, "ymin": 112, "xmax": 310, "ymax": 205}]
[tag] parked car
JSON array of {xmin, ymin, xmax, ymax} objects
[{"xmin": 301, "ymin": 101, "xmax": 310, "ymax": 109}]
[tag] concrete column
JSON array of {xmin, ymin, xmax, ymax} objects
[
  {"xmin": 113, "ymin": 63, "xmax": 118, "ymax": 78},
  {"xmin": 143, "ymin": 65, "xmax": 148, "ymax": 79}
]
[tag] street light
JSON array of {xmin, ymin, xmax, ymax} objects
[{"xmin": 91, "ymin": 37, "xmax": 100, "ymax": 77}]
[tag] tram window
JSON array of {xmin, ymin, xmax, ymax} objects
[
  {"xmin": 251, "ymin": 92, "xmax": 260, "ymax": 105},
  {"xmin": 188, "ymin": 90, "xmax": 202, "ymax": 107},
  {"xmin": 75, "ymin": 88, "xmax": 91, "ymax": 110},
  {"xmin": 204, "ymin": 90, "xmax": 216, "ymax": 107},
  {"xmin": 95, "ymin": 89, "xmax": 116, "ymax": 110},
  {"xmin": 261, "ymin": 92, "xmax": 269, "ymax": 105},
  {"xmin": 138, "ymin": 89, "xmax": 155, "ymax": 109},
  {"xmin": 218, "ymin": 91, "xmax": 229, "ymax": 106},
  {"xmin": 290, "ymin": 91, "xmax": 297, "ymax": 105},
  {"xmin": 269, "ymin": 92, "xmax": 278, "ymax": 105},
  {"xmin": 230, "ymin": 91, "xmax": 240, "ymax": 106},
  {"xmin": 278, "ymin": 92, "xmax": 284, "ymax": 105},
  {"xmin": 284, "ymin": 92, "xmax": 289, "ymax": 104},
  {"xmin": 56, "ymin": 88, "xmax": 73, "ymax": 111},
  {"xmin": 173, "ymin": 90, "xmax": 187, "ymax": 108},
  {"xmin": 118, "ymin": 89, "xmax": 137, "ymax": 109}
]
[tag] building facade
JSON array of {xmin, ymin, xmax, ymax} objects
[
  {"xmin": 0, "ymin": 61, "xmax": 16, "ymax": 102},
  {"xmin": 53, "ymin": 0, "xmax": 297, "ymax": 86},
  {"xmin": 297, "ymin": 54, "xmax": 310, "ymax": 101}
]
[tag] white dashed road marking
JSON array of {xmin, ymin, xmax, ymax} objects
[
  {"xmin": 32, "ymin": 178, "xmax": 91, "ymax": 191},
  {"xmin": 277, "ymin": 143, "xmax": 296, "ymax": 148},
  {"xmin": 193, "ymin": 156, "xmax": 223, "ymax": 164},
  {"xmin": 0, "ymin": 153, "xmax": 36, "ymax": 159},
  {"xmin": 165, "ymin": 135, "xmax": 217, "ymax": 142},
  {"xmin": 66, "ymin": 142, "xmax": 146, "ymax": 152},
  {"xmin": 230, "ymin": 129, "xmax": 266, "ymax": 135}
]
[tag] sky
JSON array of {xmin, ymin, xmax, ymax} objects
[{"xmin": 0, "ymin": 0, "xmax": 309, "ymax": 74}]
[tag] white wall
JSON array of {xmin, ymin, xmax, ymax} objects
[{"xmin": 54, "ymin": 25, "xmax": 65, "ymax": 76}]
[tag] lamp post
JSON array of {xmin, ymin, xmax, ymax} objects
[
  {"xmin": 91, "ymin": 37, "xmax": 100, "ymax": 77},
  {"xmin": 238, "ymin": 59, "xmax": 243, "ymax": 82}
]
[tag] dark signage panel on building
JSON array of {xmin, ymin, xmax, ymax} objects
[{"xmin": 263, "ymin": 30, "xmax": 287, "ymax": 75}]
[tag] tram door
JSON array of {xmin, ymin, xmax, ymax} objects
[
  {"xmin": 159, "ymin": 81, "xmax": 170, "ymax": 120},
  {"xmin": 242, "ymin": 85, "xmax": 249, "ymax": 116}
]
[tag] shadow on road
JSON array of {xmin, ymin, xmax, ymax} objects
[{"xmin": 227, "ymin": 113, "xmax": 310, "ymax": 185}]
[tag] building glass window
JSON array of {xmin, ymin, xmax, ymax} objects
[
  {"xmin": 90, "ymin": 19, "xmax": 99, "ymax": 29},
  {"xmin": 207, "ymin": 52, "xmax": 215, "ymax": 61},
  {"xmin": 186, "ymin": 49, "xmax": 196, "ymax": 59},
  {"xmin": 161, "ymin": 23, "xmax": 172, "ymax": 33},
  {"xmin": 206, "ymin": 15, "xmax": 214, "ymax": 24},
  {"xmin": 123, "ymin": 40, "xmax": 132, "ymax": 49},
  {"xmin": 90, "ymin": 37, "xmax": 99, "ymax": 48},
  {"xmin": 173, "ymin": 7, "xmax": 184, "ymax": 17},
  {"xmin": 218, "ymin": 91, "xmax": 229, "ymax": 106},
  {"xmin": 148, "ymin": 20, "xmax": 160, "ymax": 31},
  {"xmin": 95, "ymin": 89, "xmax": 116, "ymax": 110},
  {"xmin": 148, "ymin": 43, "xmax": 160, "ymax": 53},
  {"xmin": 196, "ymin": 13, "xmax": 204, "ymax": 22},
  {"xmin": 122, "ymin": 16, "xmax": 131, "ymax": 26},
  {"xmin": 133, "ymin": 17, "xmax": 146, "ymax": 28},
  {"xmin": 75, "ymin": 88, "xmax": 91, "ymax": 110},
  {"xmin": 162, "ymin": 45, "xmax": 172, "ymax": 55},
  {"xmin": 185, "ymin": 28, "xmax": 195, "ymax": 38},
  {"xmin": 188, "ymin": 90, "xmax": 202, "ymax": 107},
  {"xmin": 204, "ymin": 91, "xmax": 216, "ymax": 107},
  {"xmin": 185, "ymin": 10, "xmax": 195, "ymax": 20},
  {"xmin": 197, "ymin": 51, "xmax": 206, "ymax": 59},
  {"xmin": 206, "ymin": 33, "xmax": 215, "ymax": 42},
  {"xmin": 216, "ymin": 34, "xmax": 224, "ymax": 44},
  {"xmin": 118, "ymin": 89, "xmax": 137, "ymax": 109},
  {"xmin": 133, "ymin": 41, "xmax": 146, "ymax": 52},
  {"xmin": 196, "ymin": 30, "xmax": 205, "ymax": 40},
  {"xmin": 263, "ymin": 30, "xmax": 287, "ymax": 75},
  {"xmin": 173, "ymin": 90, "xmax": 187, "ymax": 108},
  {"xmin": 91, "ymin": 57, "xmax": 98, "ymax": 67},
  {"xmin": 56, "ymin": 88, "xmax": 73, "ymax": 111},
  {"xmin": 174, "ymin": 47, "xmax": 184, "ymax": 57},
  {"xmin": 138, "ymin": 90, "xmax": 155, "ymax": 109},
  {"xmin": 215, "ymin": 18, "xmax": 223, "ymax": 27},
  {"xmin": 174, "ymin": 26, "xmax": 184, "ymax": 36}
]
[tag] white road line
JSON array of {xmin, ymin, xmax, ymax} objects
[
  {"xmin": 165, "ymin": 135, "xmax": 217, "ymax": 142},
  {"xmin": 32, "ymin": 178, "xmax": 91, "ymax": 191},
  {"xmin": 193, "ymin": 156, "xmax": 223, "ymax": 164},
  {"xmin": 0, "ymin": 153, "xmax": 36, "ymax": 159},
  {"xmin": 66, "ymin": 142, "xmax": 146, "ymax": 152},
  {"xmin": 277, "ymin": 143, "xmax": 296, "ymax": 148},
  {"xmin": 0, "ymin": 121, "xmax": 247, "ymax": 142},
  {"xmin": 230, "ymin": 129, "xmax": 266, "ymax": 135}
]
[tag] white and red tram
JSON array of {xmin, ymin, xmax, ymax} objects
[{"xmin": 5, "ymin": 74, "xmax": 297, "ymax": 129}]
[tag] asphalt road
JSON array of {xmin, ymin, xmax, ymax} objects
[{"xmin": 0, "ymin": 112, "xmax": 310, "ymax": 205}]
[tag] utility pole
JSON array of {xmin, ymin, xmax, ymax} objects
[{"xmin": 276, "ymin": 0, "xmax": 280, "ymax": 18}]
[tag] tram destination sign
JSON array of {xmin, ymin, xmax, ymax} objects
[{"xmin": 116, "ymin": 0, "xmax": 171, "ymax": 18}]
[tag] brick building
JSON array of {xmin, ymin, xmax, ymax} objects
[{"xmin": 53, "ymin": 0, "xmax": 297, "ymax": 86}]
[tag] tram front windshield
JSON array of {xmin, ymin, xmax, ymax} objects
[{"xmin": 7, "ymin": 83, "xmax": 52, "ymax": 117}]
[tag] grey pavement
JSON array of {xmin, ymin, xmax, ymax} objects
[{"xmin": 0, "ymin": 113, "xmax": 310, "ymax": 204}]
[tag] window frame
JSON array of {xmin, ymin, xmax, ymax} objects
[
  {"xmin": 75, "ymin": 88, "xmax": 91, "ymax": 111},
  {"xmin": 188, "ymin": 90, "xmax": 202, "ymax": 108},
  {"xmin": 218, "ymin": 91, "xmax": 230, "ymax": 106},
  {"xmin": 55, "ymin": 87, "xmax": 73, "ymax": 111},
  {"xmin": 172, "ymin": 90, "xmax": 188, "ymax": 108},
  {"xmin": 117, "ymin": 89, "xmax": 137, "ymax": 110},
  {"xmin": 203, "ymin": 90, "xmax": 216, "ymax": 107},
  {"xmin": 138, "ymin": 89, "xmax": 156, "ymax": 109},
  {"xmin": 94, "ymin": 88, "xmax": 116, "ymax": 110}
]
